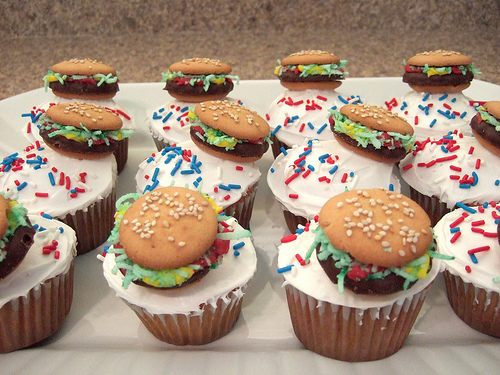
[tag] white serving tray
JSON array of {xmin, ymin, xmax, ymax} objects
[{"xmin": 1, "ymin": 78, "xmax": 499, "ymax": 375}]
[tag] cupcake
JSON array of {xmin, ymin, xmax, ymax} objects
[
  {"xmin": 0, "ymin": 192, "xmax": 77, "ymax": 353},
  {"xmin": 434, "ymin": 202, "xmax": 500, "ymax": 337},
  {"xmin": 399, "ymin": 130, "xmax": 500, "ymax": 226},
  {"xmin": 385, "ymin": 50, "xmax": 481, "ymax": 141},
  {"xmin": 267, "ymin": 50, "xmax": 363, "ymax": 157},
  {"xmin": 101, "ymin": 186, "xmax": 256, "ymax": 345},
  {"xmin": 39, "ymin": 58, "xmax": 133, "ymax": 173},
  {"xmin": 277, "ymin": 188, "xmax": 442, "ymax": 361},
  {"xmin": 136, "ymin": 140, "xmax": 261, "ymax": 229},
  {"xmin": 0, "ymin": 143, "xmax": 117, "ymax": 254},
  {"xmin": 150, "ymin": 58, "xmax": 240, "ymax": 151},
  {"xmin": 267, "ymin": 139, "xmax": 401, "ymax": 232}
]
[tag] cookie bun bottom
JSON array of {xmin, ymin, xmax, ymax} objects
[
  {"xmin": 43, "ymin": 142, "xmax": 115, "ymax": 160},
  {"xmin": 280, "ymin": 81, "xmax": 342, "ymax": 91},
  {"xmin": 168, "ymin": 92, "xmax": 229, "ymax": 103},
  {"xmin": 334, "ymin": 134, "xmax": 403, "ymax": 164},
  {"xmin": 191, "ymin": 134, "xmax": 264, "ymax": 163},
  {"xmin": 52, "ymin": 90, "xmax": 117, "ymax": 101},
  {"xmin": 471, "ymin": 128, "xmax": 500, "ymax": 158},
  {"xmin": 408, "ymin": 83, "xmax": 470, "ymax": 94}
]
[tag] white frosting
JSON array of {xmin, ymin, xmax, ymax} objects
[
  {"xmin": 387, "ymin": 91, "xmax": 477, "ymax": 142},
  {"xmin": 102, "ymin": 217, "xmax": 257, "ymax": 315},
  {"xmin": 0, "ymin": 214, "xmax": 77, "ymax": 308},
  {"xmin": 434, "ymin": 204, "xmax": 500, "ymax": 293},
  {"xmin": 399, "ymin": 133, "xmax": 500, "ymax": 208},
  {"xmin": 22, "ymin": 97, "xmax": 134, "ymax": 146},
  {"xmin": 148, "ymin": 97, "xmax": 240, "ymax": 146},
  {"xmin": 265, "ymin": 89, "xmax": 364, "ymax": 147},
  {"xmin": 267, "ymin": 139, "xmax": 401, "ymax": 220},
  {"xmin": 0, "ymin": 145, "xmax": 117, "ymax": 218},
  {"xmin": 135, "ymin": 140, "xmax": 261, "ymax": 208},
  {"xmin": 277, "ymin": 220, "xmax": 442, "ymax": 309}
]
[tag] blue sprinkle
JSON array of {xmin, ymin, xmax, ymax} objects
[
  {"xmin": 299, "ymin": 148, "xmax": 312, "ymax": 157},
  {"xmin": 158, "ymin": 107, "xmax": 165, "ymax": 113},
  {"xmin": 41, "ymin": 213, "xmax": 53, "ymax": 220},
  {"xmin": 180, "ymin": 169, "xmax": 194, "ymax": 175},
  {"xmin": 295, "ymin": 228, "xmax": 304, "ymax": 234},
  {"xmin": 429, "ymin": 119, "xmax": 437, "ymax": 128},
  {"xmin": 180, "ymin": 106, "xmax": 189, "ymax": 112},
  {"xmin": 17, "ymin": 181, "xmax": 28, "ymax": 191},
  {"xmin": 277, "ymin": 265, "xmax": 294, "ymax": 274},
  {"xmin": 450, "ymin": 227, "xmax": 460, "ymax": 233},
  {"xmin": 233, "ymin": 250, "xmax": 240, "ymax": 257},
  {"xmin": 329, "ymin": 165, "xmax": 338, "ymax": 175},
  {"xmin": 338, "ymin": 95, "xmax": 349, "ymax": 104},
  {"xmin": 146, "ymin": 156, "xmax": 154, "ymax": 163},
  {"xmin": 170, "ymin": 159, "xmax": 182, "ymax": 176},
  {"xmin": 451, "ymin": 97, "xmax": 457, "ymax": 103},
  {"xmin": 471, "ymin": 171, "xmax": 479, "ymax": 186},
  {"xmin": 469, "ymin": 253, "xmax": 478, "ymax": 264},
  {"xmin": 317, "ymin": 123, "xmax": 328, "ymax": 134},
  {"xmin": 422, "ymin": 93, "xmax": 430, "ymax": 101},
  {"xmin": 218, "ymin": 184, "xmax": 231, "ymax": 191},
  {"xmin": 162, "ymin": 112, "xmax": 173, "ymax": 123},
  {"xmin": 495, "ymin": 179, "xmax": 500, "ymax": 186},
  {"xmin": 459, "ymin": 183, "xmax": 471, "ymax": 189},
  {"xmin": 48, "ymin": 172, "xmax": 55, "ymax": 186},
  {"xmin": 456, "ymin": 202, "xmax": 477, "ymax": 214},
  {"xmin": 349, "ymin": 171, "xmax": 354, "ymax": 177},
  {"xmin": 152, "ymin": 167, "xmax": 160, "ymax": 181},
  {"xmin": 389, "ymin": 183, "xmax": 394, "ymax": 191},
  {"xmin": 270, "ymin": 167, "xmax": 275, "ymax": 173},
  {"xmin": 70, "ymin": 189, "xmax": 77, "ymax": 194},
  {"xmin": 400, "ymin": 101, "xmax": 408, "ymax": 110},
  {"xmin": 307, "ymin": 122, "xmax": 314, "ymax": 130},
  {"xmin": 318, "ymin": 153, "xmax": 329, "ymax": 162},
  {"xmin": 298, "ymin": 159, "xmax": 305, "ymax": 167},
  {"xmin": 441, "ymin": 145, "xmax": 449, "ymax": 153},
  {"xmin": 291, "ymin": 115, "xmax": 299, "ymax": 122},
  {"xmin": 483, "ymin": 202, "xmax": 489, "ymax": 208},
  {"xmin": 459, "ymin": 111, "xmax": 467, "ymax": 119},
  {"xmin": 280, "ymin": 147, "xmax": 288, "ymax": 156},
  {"xmin": 233, "ymin": 241, "xmax": 245, "ymax": 250},
  {"xmin": 330, "ymin": 106, "xmax": 338, "ymax": 111},
  {"xmin": 152, "ymin": 112, "xmax": 162, "ymax": 120},
  {"xmin": 438, "ymin": 94, "xmax": 449, "ymax": 101},
  {"xmin": 271, "ymin": 125, "xmax": 282, "ymax": 136},
  {"xmin": 59, "ymin": 227, "xmax": 64, "ymax": 233},
  {"xmin": 438, "ymin": 109, "xmax": 453, "ymax": 119},
  {"xmin": 307, "ymin": 164, "xmax": 315, "ymax": 171},
  {"xmin": 228, "ymin": 184, "xmax": 241, "ymax": 189}
]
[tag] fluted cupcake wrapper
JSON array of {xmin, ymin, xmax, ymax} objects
[
  {"xmin": 409, "ymin": 187, "xmax": 451, "ymax": 227},
  {"xmin": 222, "ymin": 183, "xmax": 258, "ymax": 229},
  {"xmin": 0, "ymin": 263, "xmax": 74, "ymax": 353},
  {"xmin": 270, "ymin": 134, "xmax": 290, "ymax": 159},
  {"xmin": 59, "ymin": 188, "xmax": 116, "ymax": 255},
  {"xmin": 443, "ymin": 270, "xmax": 500, "ymax": 338},
  {"xmin": 114, "ymin": 139, "xmax": 129, "ymax": 174},
  {"xmin": 285, "ymin": 283, "xmax": 432, "ymax": 362},
  {"xmin": 283, "ymin": 209, "xmax": 308, "ymax": 234},
  {"xmin": 125, "ymin": 288, "xmax": 245, "ymax": 346}
]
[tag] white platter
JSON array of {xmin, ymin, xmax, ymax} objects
[{"xmin": 1, "ymin": 79, "xmax": 500, "ymax": 375}]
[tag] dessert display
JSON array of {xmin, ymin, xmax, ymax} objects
[
  {"xmin": 435, "ymin": 203, "xmax": 500, "ymax": 337},
  {"xmin": 267, "ymin": 50, "xmax": 363, "ymax": 156},
  {"xmin": 278, "ymin": 188, "xmax": 442, "ymax": 361},
  {"xmin": 0, "ymin": 193, "xmax": 77, "ymax": 353},
  {"xmin": 329, "ymin": 103, "xmax": 416, "ymax": 164},
  {"xmin": 267, "ymin": 138, "xmax": 401, "ymax": 232},
  {"xmin": 136, "ymin": 140, "xmax": 261, "ymax": 229},
  {"xmin": 386, "ymin": 50, "xmax": 481, "ymax": 141},
  {"xmin": 189, "ymin": 100, "xmax": 271, "ymax": 163},
  {"xmin": 150, "ymin": 58, "xmax": 240, "ymax": 150},
  {"xmin": 0, "ymin": 144, "xmax": 117, "ymax": 254},
  {"xmin": 399, "ymin": 130, "xmax": 500, "ymax": 226},
  {"xmin": 101, "ymin": 186, "xmax": 256, "ymax": 345}
]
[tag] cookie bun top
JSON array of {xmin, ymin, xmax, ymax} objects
[
  {"xmin": 119, "ymin": 186, "xmax": 218, "ymax": 270},
  {"xmin": 195, "ymin": 100, "xmax": 270, "ymax": 141},
  {"xmin": 281, "ymin": 50, "xmax": 341, "ymax": 66},
  {"xmin": 407, "ymin": 50, "xmax": 472, "ymax": 67},
  {"xmin": 340, "ymin": 103, "xmax": 414, "ymax": 135},
  {"xmin": 169, "ymin": 58, "xmax": 232, "ymax": 75},
  {"xmin": 318, "ymin": 188, "xmax": 433, "ymax": 268},
  {"xmin": 51, "ymin": 58, "xmax": 116, "ymax": 76},
  {"xmin": 0, "ymin": 195, "xmax": 10, "ymax": 238},
  {"xmin": 45, "ymin": 102, "xmax": 123, "ymax": 131},
  {"xmin": 483, "ymin": 101, "xmax": 500, "ymax": 119}
]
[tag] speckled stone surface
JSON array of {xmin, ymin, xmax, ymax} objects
[{"xmin": 0, "ymin": 0, "xmax": 499, "ymax": 100}]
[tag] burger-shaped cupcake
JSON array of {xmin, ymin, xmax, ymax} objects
[
  {"xmin": 0, "ymin": 194, "xmax": 35, "ymax": 280},
  {"xmin": 329, "ymin": 103, "xmax": 416, "ymax": 164},
  {"xmin": 102, "ymin": 186, "xmax": 257, "ymax": 345},
  {"xmin": 43, "ymin": 58, "xmax": 119, "ymax": 100},
  {"xmin": 278, "ymin": 188, "xmax": 443, "ymax": 361},
  {"xmin": 38, "ymin": 102, "xmax": 132, "ymax": 160},
  {"xmin": 189, "ymin": 100, "xmax": 271, "ymax": 162},
  {"xmin": 470, "ymin": 101, "xmax": 500, "ymax": 157},
  {"xmin": 275, "ymin": 50, "xmax": 348, "ymax": 90},
  {"xmin": 162, "ymin": 58, "xmax": 239, "ymax": 102},
  {"xmin": 403, "ymin": 50, "xmax": 480, "ymax": 94}
]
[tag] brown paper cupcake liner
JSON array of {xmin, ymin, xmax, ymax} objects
[
  {"xmin": 285, "ymin": 283, "xmax": 432, "ymax": 362},
  {"xmin": 0, "ymin": 263, "xmax": 74, "ymax": 353},
  {"xmin": 443, "ymin": 270, "xmax": 500, "ymax": 338},
  {"xmin": 223, "ymin": 183, "xmax": 258, "ymax": 229},
  {"xmin": 60, "ymin": 188, "xmax": 116, "ymax": 255},
  {"xmin": 408, "ymin": 187, "xmax": 450, "ymax": 227},
  {"xmin": 114, "ymin": 139, "xmax": 129, "ymax": 174},
  {"xmin": 270, "ymin": 135, "xmax": 290, "ymax": 159},
  {"xmin": 151, "ymin": 133, "xmax": 173, "ymax": 152},
  {"xmin": 283, "ymin": 209, "xmax": 308, "ymax": 233},
  {"xmin": 126, "ymin": 288, "xmax": 244, "ymax": 346}
]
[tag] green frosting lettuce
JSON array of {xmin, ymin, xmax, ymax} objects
[
  {"xmin": 161, "ymin": 70, "xmax": 240, "ymax": 91},
  {"xmin": 477, "ymin": 105, "xmax": 500, "ymax": 132},
  {"xmin": 275, "ymin": 60, "xmax": 348, "ymax": 78},
  {"xmin": 38, "ymin": 114, "xmax": 133, "ymax": 147},
  {"xmin": 43, "ymin": 70, "xmax": 119, "ymax": 91},
  {"xmin": 0, "ymin": 192, "xmax": 31, "ymax": 261},
  {"xmin": 328, "ymin": 109, "xmax": 416, "ymax": 152}
]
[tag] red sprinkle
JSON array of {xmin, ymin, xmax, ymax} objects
[
  {"xmin": 450, "ymin": 231, "xmax": 461, "ymax": 243},
  {"xmin": 236, "ymin": 166, "xmax": 244, "ymax": 171},
  {"xmin": 449, "ymin": 215, "xmax": 465, "ymax": 228},
  {"xmin": 467, "ymin": 245, "xmax": 490, "ymax": 254},
  {"xmin": 295, "ymin": 253, "xmax": 308, "ymax": 265},
  {"xmin": 281, "ymin": 234, "xmax": 297, "ymax": 243},
  {"xmin": 289, "ymin": 194, "xmax": 299, "ymax": 199},
  {"xmin": 449, "ymin": 165, "xmax": 462, "ymax": 172},
  {"xmin": 35, "ymin": 192, "xmax": 49, "ymax": 198},
  {"xmin": 285, "ymin": 172, "xmax": 300, "ymax": 185},
  {"xmin": 402, "ymin": 163, "xmax": 413, "ymax": 171},
  {"xmin": 475, "ymin": 159, "xmax": 481, "ymax": 169},
  {"xmin": 465, "ymin": 265, "xmax": 472, "ymax": 273},
  {"xmin": 468, "ymin": 146, "xmax": 475, "ymax": 155},
  {"xmin": 471, "ymin": 220, "xmax": 485, "ymax": 226}
]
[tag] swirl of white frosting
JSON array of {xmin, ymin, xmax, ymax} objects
[
  {"xmin": 434, "ymin": 204, "xmax": 500, "ymax": 293},
  {"xmin": 267, "ymin": 139, "xmax": 401, "ymax": 220},
  {"xmin": 102, "ymin": 217, "xmax": 256, "ymax": 315},
  {"xmin": 0, "ymin": 214, "xmax": 77, "ymax": 308},
  {"xmin": 135, "ymin": 140, "xmax": 261, "ymax": 208}
]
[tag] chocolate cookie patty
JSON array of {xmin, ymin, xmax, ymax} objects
[{"xmin": 0, "ymin": 223, "xmax": 35, "ymax": 280}]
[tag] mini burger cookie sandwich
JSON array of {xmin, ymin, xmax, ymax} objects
[
  {"xmin": 37, "ymin": 101, "xmax": 132, "ymax": 160},
  {"xmin": 470, "ymin": 101, "xmax": 500, "ymax": 157},
  {"xmin": 0, "ymin": 192, "xmax": 77, "ymax": 353},
  {"xmin": 402, "ymin": 50, "xmax": 480, "ymax": 94},
  {"xmin": 278, "ymin": 188, "xmax": 444, "ymax": 361},
  {"xmin": 101, "ymin": 186, "xmax": 257, "ymax": 345},
  {"xmin": 329, "ymin": 103, "xmax": 416, "ymax": 164},
  {"xmin": 43, "ymin": 58, "xmax": 119, "ymax": 100},
  {"xmin": 189, "ymin": 100, "xmax": 271, "ymax": 163},
  {"xmin": 162, "ymin": 58, "xmax": 239, "ymax": 102},
  {"xmin": 275, "ymin": 50, "xmax": 348, "ymax": 91}
]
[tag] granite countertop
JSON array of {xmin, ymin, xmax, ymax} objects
[{"xmin": 1, "ymin": 1, "xmax": 499, "ymax": 100}]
